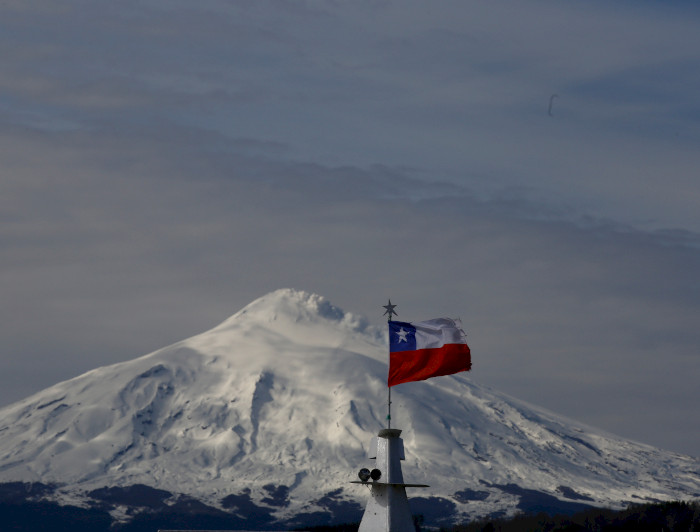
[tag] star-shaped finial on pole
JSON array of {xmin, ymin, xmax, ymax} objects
[{"xmin": 383, "ymin": 299, "xmax": 398, "ymax": 321}]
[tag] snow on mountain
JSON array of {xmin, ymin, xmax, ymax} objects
[{"xmin": 0, "ymin": 288, "xmax": 698, "ymax": 526}]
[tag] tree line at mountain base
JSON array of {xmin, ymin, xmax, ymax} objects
[
  {"xmin": 0, "ymin": 493, "xmax": 698, "ymax": 531},
  {"xmin": 299, "ymin": 501, "xmax": 700, "ymax": 531},
  {"xmin": 444, "ymin": 500, "xmax": 700, "ymax": 532}
]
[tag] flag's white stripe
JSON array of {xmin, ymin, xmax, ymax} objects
[{"xmin": 414, "ymin": 318, "xmax": 466, "ymax": 350}]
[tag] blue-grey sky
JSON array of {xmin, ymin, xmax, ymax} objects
[{"xmin": 2, "ymin": 1, "xmax": 700, "ymax": 457}]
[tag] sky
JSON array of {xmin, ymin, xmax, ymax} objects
[{"xmin": 1, "ymin": 0, "xmax": 700, "ymax": 458}]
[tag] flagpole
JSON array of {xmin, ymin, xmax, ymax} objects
[
  {"xmin": 382, "ymin": 300, "xmax": 398, "ymax": 430},
  {"xmin": 388, "ymin": 382, "xmax": 391, "ymax": 430}
]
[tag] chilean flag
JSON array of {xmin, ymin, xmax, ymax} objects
[{"xmin": 388, "ymin": 318, "xmax": 471, "ymax": 387}]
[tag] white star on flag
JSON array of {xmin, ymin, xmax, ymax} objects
[{"xmin": 396, "ymin": 328, "xmax": 409, "ymax": 343}]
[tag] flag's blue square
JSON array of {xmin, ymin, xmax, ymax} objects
[{"xmin": 389, "ymin": 321, "xmax": 417, "ymax": 352}]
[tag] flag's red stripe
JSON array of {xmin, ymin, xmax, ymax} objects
[{"xmin": 388, "ymin": 343, "xmax": 471, "ymax": 387}]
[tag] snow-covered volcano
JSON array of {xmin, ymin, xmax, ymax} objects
[{"xmin": 0, "ymin": 289, "xmax": 698, "ymax": 527}]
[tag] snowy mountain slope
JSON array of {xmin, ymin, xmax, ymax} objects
[{"xmin": 0, "ymin": 289, "xmax": 698, "ymax": 526}]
